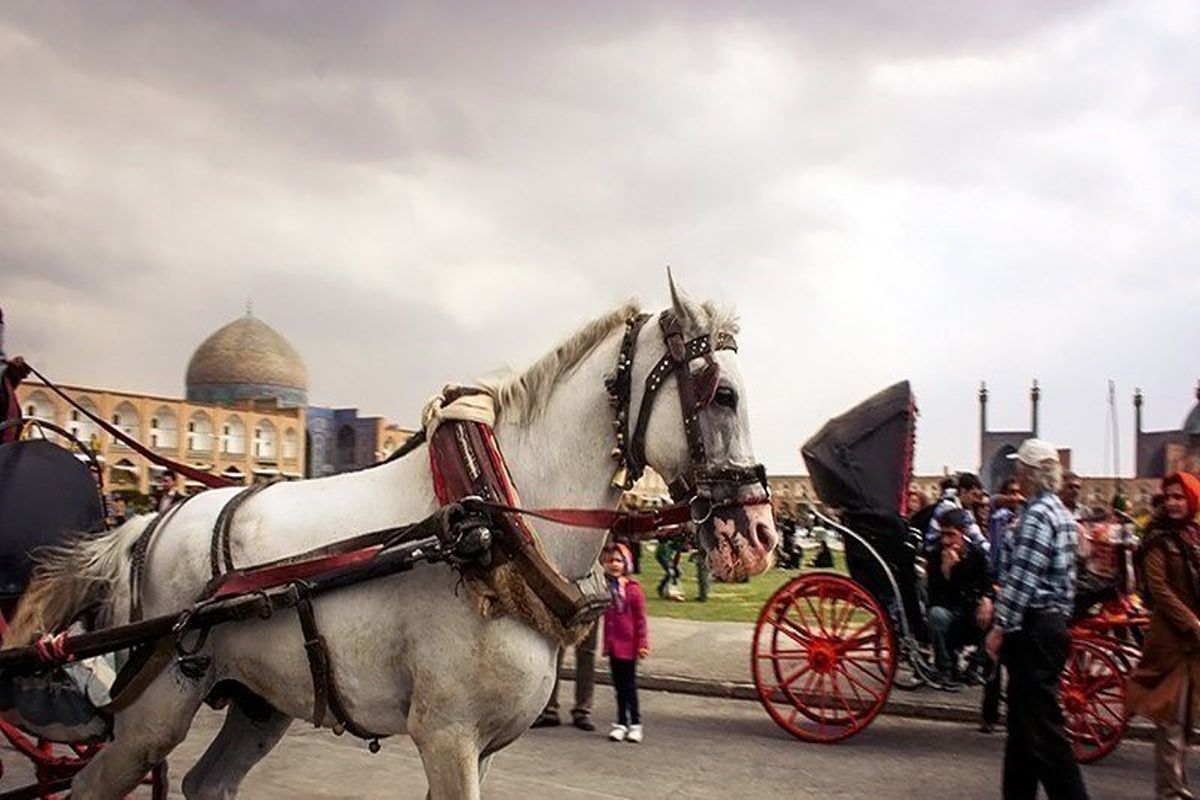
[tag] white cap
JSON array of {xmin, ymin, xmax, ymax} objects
[{"xmin": 1007, "ymin": 438, "xmax": 1059, "ymax": 467}]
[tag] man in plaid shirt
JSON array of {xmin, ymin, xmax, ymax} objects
[{"xmin": 985, "ymin": 439, "xmax": 1089, "ymax": 800}]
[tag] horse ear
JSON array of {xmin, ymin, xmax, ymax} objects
[{"xmin": 667, "ymin": 267, "xmax": 700, "ymax": 327}]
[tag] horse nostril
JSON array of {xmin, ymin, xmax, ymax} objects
[{"xmin": 755, "ymin": 522, "xmax": 776, "ymax": 551}]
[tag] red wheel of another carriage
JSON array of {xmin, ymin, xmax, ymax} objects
[
  {"xmin": 1060, "ymin": 638, "xmax": 1128, "ymax": 764},
  {"xmin": 752, "ymin": 572, "xmax": 896, "ymax": 742}
]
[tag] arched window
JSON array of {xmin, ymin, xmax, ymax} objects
[
  {"xmin": 149, "ymin": 406, "xmax": 178, "ymax": 449},
  {"xmin": 282, "ymin": 428, "xmax": 299, "ymax": 460},
  {"xmin": 187, "ymin": 411, "xmax": 214, "ymax": 452},
  {"xmin": 67, "ymin": 395, "xmax": 101, "ymax": 447},
  {"xmin": 336, "ymin": 425, "xmax": 357, "ymax": 467},
  {"xmin": 111, "ymin": 402, "xmax": 140, "ymax": 446},
  {"xmin": 253, "ymin": 419, "xmax": 277, "ymax": 459},
  {"xmin": 220, "ymin": 465, "xmax": 246, "ymax": 485},
  {"xmin": 222, "ymin": 416, "xmax": 246, "ymax": 455},
  {"xmin": 23, "ymin": 390, "xmax": 56, "ymax": 425},
  {"xmin": 110, "ymin": 458, "xmax": 140, "ymax": 487}
]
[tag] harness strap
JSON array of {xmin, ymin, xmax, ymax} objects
[
  {"xmin": 210, "ymin": 482, "xmax": 277, "ymax": 580},
  {"xmin": 627, "ymin": 311, "xmax": 734, "ymax": 484},
  {"xmin": 606, "ymin": 313, "xmax": 651, "ymax": 489},
  {"xmin": 130, "ymin": 497, "xmax": 194, "ymax": 623},
  {"xmin": 431, "ymin": 418, "xmax": 590, "ymax": 624},
  {"xmin": 295, "ymin": 591, "xmax": 386, "ymax": 745}
]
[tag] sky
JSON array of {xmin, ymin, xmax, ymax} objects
[{"xmin": 2, "ymin": 1, "xmax": 1198, "ymax": 478}]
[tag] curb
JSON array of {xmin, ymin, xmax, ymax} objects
[{"xmin": 561, "ymin": 667, "xmax": 1153, "ymax": 743}]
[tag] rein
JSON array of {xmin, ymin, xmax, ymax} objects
[{"xmin": 22, "ymin": 364, "xmax": 236, "ymax": 489}]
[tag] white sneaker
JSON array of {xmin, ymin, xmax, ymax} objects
[
  {"xmin": 609, "ymin": 724, "xmax": 627, "ymax": 742},
  {"xmin": 625, "ymin": 724, "xmax": 643, "ymax": 743}
]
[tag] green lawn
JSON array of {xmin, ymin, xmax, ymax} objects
[{"xmin": 634, "ymin": 543, "xmax": 847, "ymax": 623}]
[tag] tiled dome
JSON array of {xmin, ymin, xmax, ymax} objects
[
  {"xmin": 185, "ymin": 314, "xmax": 308, "ymax": 407},
  {"xmin": 1185, "ymin": 403, "xmax": 1200, "ymax": 436}
]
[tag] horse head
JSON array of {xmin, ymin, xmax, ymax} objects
[{"xmin": 625, "ymin": 274, "xmax": 778, "ymax": 582}]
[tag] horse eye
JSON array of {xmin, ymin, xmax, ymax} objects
[{"xmin": 714, "ymin": 386, "xmax": 737, "ymax": 410}]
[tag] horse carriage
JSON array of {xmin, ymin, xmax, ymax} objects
[
  {"xmin": 0, "ymin": 417, "xmax": 169, "ymax": 798},
  {"xmin": 750, "ymin": 381, "xmax": 1146, "ymax": 763},
  {"xmin": 1, "ymin": 283, "xmax": 780, "ymax": 799}
]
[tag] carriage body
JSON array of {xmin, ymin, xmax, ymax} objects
[
  {"xmin": 751, "ymin": 382, "xmax": 1143, "ymax": 763},
  {"xmin": 0, "ymin": 419, "xmax": 167, "ymax": 799}
]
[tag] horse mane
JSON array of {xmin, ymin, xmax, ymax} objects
[
  {"xmin": 482, "ymin": 297, "xmax": 740, "ymax": 425},
  {"xmin": 482, "ymin": 300, "xmax": 640, "ymax": 424}
]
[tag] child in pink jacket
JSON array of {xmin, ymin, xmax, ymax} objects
[{"xmin": 602, "ymin": 543, "xmax": 649, "ymax": 743}]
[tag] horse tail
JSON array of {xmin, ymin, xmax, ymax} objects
[{"xmin": 5, "ymin": 516, "xmax": 149, "ymax": 647}]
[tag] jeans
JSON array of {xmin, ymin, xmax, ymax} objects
[{"xmin": 928, "ymin": 605, "xmax": 976, "ymax": 674}]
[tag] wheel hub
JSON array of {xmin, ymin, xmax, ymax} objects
[
  {"xmin": 808, "ymin": 640, "xmax": 839, "ymax": 674},
  {"xmin": 1061, "ymin": 687, "xmax": 1087, "ymax": 714}
]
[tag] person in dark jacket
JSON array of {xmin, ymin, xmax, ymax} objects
[
  {"xmin": 811, "ymin": 539, "xmax": 835, "ymax": 569},
  {"xmin": 927, "ymin": 507, "xmax": 992, "ymax": 688},
  {"xmin": 1127, "ymin": 471, "xmax": 1200, "ymax": 800}
]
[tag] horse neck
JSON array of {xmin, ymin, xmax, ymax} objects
[{"xmin": 493, "ymin": 335, "xmax": 623, "ymax": 579}]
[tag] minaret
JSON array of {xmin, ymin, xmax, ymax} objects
[
  {"xmin": 1133, "ymin": 388, "xmax": 1143, "ymax": 479},
  {"xmin": 979, "ymin": 381, "xmax": 988, "ymax": 471},
  {"xmin": 1031, "ymin": 379, "xmax": 1040, "ymax": 437}
]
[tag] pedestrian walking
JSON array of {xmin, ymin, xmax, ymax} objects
[
  {"xmin": 655, "ymin": 536, "xmax": 684, "ymax": 600},
  {"xmin": 155, "ymin": 473, "xmax": 185, "ymax": 513},
  {"xmin": 985, "ymin": 438, "xmax": 1089, "ymax": 800},
  {"xmin": 1126, "ymin": 471, "xmax": 1200, "ymax": 800},
  {"xmin": 981, "ymin": 478, "xmax": 1023, "ymax": 733},
  {"xmin": 602, "ymin": 543, "xmax": 648, "ymax": 743}
]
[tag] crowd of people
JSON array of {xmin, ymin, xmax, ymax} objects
[{"xmin": 904, "ymin": 441, "xmax": 1200, "ymax": 800}]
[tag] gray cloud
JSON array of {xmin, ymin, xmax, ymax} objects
[{"xmin": 2, "ymin": 0, "xmax": 1197, "ymax": 479}]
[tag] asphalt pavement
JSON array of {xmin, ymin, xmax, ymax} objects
[{"xmin": 1, "ymin": 681, "xmax": 1153, "ymax": 799}]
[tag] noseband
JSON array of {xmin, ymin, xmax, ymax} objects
[{"xmin": 605, "ymin": 311, "xmax": 769, "ymax": 524}]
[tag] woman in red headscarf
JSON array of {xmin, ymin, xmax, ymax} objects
[{"xmin": 1127, "ymin": 471, "xmax": 1200, "ymax": 799}]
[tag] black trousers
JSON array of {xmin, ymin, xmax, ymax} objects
[
  {"xmin": 982, "ymin": 664, "xmax": 1003, "ymax": 725},
  {"xmin": 1001, "ymin": 610, "xmax": 1089, "ymax": 800},
  {"xmin": 610, "ymin": 657, "xmax": 640, "ymax": 726}
]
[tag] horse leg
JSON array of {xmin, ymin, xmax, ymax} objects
[
  {"xmin": 181, "ymin": 688, "xmax": 293, "ymax": 800},
  {"xmin": 414, "ymin": 728, "xmax": 481, "ymax": 800},
  {"xmin": 70, "ymin": 667, "xmax": 209, "ymax": 800}
]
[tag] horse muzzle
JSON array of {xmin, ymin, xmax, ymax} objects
[{"xmin": 674, "ymin": 465, "xmax": 777, "ymax": 582}]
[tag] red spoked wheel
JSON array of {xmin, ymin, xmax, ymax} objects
[
  {"xmin": 1059, "ymin": 638, "xmax": 1128, "ymax": 764},
  {"xmin": 752, "ymin": 572, "xmax": 896, "ymax": 742}
]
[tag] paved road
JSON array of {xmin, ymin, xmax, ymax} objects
[{"xmin": 3, "ymin": 684, "xmax": 1152, "ymax": 799}]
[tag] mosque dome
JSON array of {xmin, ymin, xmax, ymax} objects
[
  {"xmin": 1185, "ymin": 403, "xmax": 1200, "ymax": 436},
  {"xmin": 185, "ymin": 313, "xmax": 308, "ymax": 408}
]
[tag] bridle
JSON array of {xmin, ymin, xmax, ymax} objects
[{"xmin": 606, "ymin": 310, "xmax": 770, "ymax": 526}]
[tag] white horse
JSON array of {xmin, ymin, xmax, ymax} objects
[{"xmin": 8, "ymin": 281, "xmax": 778, "ymax": 799}]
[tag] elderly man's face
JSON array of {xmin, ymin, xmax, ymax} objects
[{"xmin": 1016, "ymin": 463, "xmax": 1038, "ymax": 497}]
